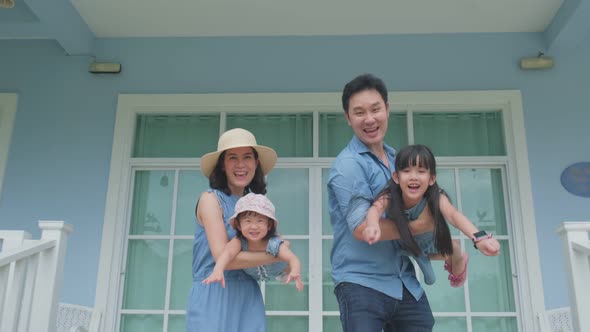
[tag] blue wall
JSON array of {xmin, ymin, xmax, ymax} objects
[{"xmin": 1, "ymin": 33, "xmax": 589, "ymax": 309}]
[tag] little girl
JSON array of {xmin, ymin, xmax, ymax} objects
[
  {"xmin": 203, "ymin": 193, "xmax": 304, "ymax": 291},
  {"xmin": 362, "ymin": 144, "xmax": 500, "ymax": 287}
]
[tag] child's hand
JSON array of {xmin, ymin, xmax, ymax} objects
[
  {"xmin": 362, "ymin": 224, "xmax": 381, "ymax": 244},
  {"xmin": 202, "ymin": 270, "xmax": 226, "ymax": 288},
  {"xmin": 476, "ymin": 237, "xmax": 500, "ymax": 256},
  {"xmin": 285, "ymin": 269, "xmax": 304, "ymax": 292}
]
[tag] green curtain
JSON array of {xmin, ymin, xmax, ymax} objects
[{"xmin": 413, "ymin": 112, "xmax": 506, "ymax": 156}]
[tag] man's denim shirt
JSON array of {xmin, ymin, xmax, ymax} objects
[{"xmin": 327, "ymin": 135, "xmax": 424, "ymax": 301}]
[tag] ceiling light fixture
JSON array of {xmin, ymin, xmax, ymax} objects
[{"xmin": 0, "ymin": 0, "xmax": 15, "ymax": 9}]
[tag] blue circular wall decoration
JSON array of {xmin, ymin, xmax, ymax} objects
[{"xmin": 560, "ymin": 162, "xmax": 590, "ymax": 197}]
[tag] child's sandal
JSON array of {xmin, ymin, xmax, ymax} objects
[{"xmin": 444, "ymin": 251, "xmax": 469, "ymax": 288}]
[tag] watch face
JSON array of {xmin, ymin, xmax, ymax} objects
[{"xmin": 473, "ymin": 230, "xmax": 487, "ymax": 238}]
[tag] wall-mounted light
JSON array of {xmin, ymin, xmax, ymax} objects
[
  {"xmin": 89, "ymin": 62, "xmax": 122, "ymax": 74},
  {"xmin": 520, "ymin": 52, "xmax": 554, "ymax": 70},
  {"xmin": 0, "ymin": 0, "xmax": 15, "ymax": 8}
]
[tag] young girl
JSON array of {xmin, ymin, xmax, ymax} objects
[
  {"xmin": 362, "ymin": 144, "xmax": 500, "ymax": 287},
  {"xmin": 203, "ymin": 193, "xmax": 304, "ymax": 291}
]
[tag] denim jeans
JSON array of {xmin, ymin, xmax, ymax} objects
[{"xmin": 334, "ymin": 282, "xmax": 434, "ymax": 332}]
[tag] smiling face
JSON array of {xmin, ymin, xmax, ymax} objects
[
  {"xmin": 223, "ymin": 146, "xmax": 259, "ymax": 196},
  {"xmin": 393, "ymin": 156, "xmax": 436, "ymax": 209},
  {"xmin": 344, "ymin": 89, "xmax": 390, "ymax": 152},
  {"xmin": 236, "ymin": 211, "xmax": 273, "ymax": 245}
]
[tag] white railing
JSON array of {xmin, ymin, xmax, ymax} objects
[
  {"xmin": 556, "ymin": 221, "xmax": 590, "ymax": 332},
  {"xmin": 57, "ymin": 302, "xmax": 101, "ymax": 332},
  {"xmin": 0, "ymin": 221, "xmax": 73, "ymax": 332}
]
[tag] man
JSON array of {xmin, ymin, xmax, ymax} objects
[{"xmin": 327, "ymin": 73, "xmax": 435, "ymax": 331}]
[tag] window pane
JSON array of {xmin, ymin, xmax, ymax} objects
[
  {"xmin": 130, "ymin": 170, "xmax": 174, "ymax": 235},
  {"xmin": 423, "ymin": 258, "xmax": 466, "ymax": 312},
  {"xmin": 175, "ymin": 170, "xmax": 208, "ymax": 235},
  {"xmin": 322, "ymin": 239, "xmax": 339, "ymax": 311},
  {"xmin": 167, "ymin": 315, "xmax": 186, "ymax": 332},
  {"xmin": 319, "ymin": 113, "xmax": 352, "ymax": 157},
  {"xmin": 384, "ymin": 112, "xmax": 408, "ymax": 151},
  {"xmin": 433, "ymin": 317, "xmax": 467, "ymax": 332},
  {"xmin": 133, "ymin": 115, "xmax": 219, "ymax": 158},
  {"xmin": 120, "ymin": 315, "xmax": 163, "ymax": 332},
  {"xmin": 170, "ymin": 240, "xmax": 192, "ymax": 310},
  {"xmin": 323, "ymin": 316, "xmax": 343, "ymax": 332},
  {"xmin": 227, "ymin": 114, "xmax": 313, "ymax": 157},
  {"xmin": 472, "ymin": 317, "xmax": 517, "ymax": 331},
  {"xmin": 266, "ymin": 168, "xmax": 309, "ymax": 235},
  {"xmin": 413, "ymin": 111, "xmax": 506, "ymax": 156},
  {"xmin": 267, "ymin": 316, "xmax": 308, "ymax": 332},
  {"xmin": 265, "ymin": 240, "xmax": 309, "ymax": 311},
  {"xmin": 436, "ymin": 169, "xmax": 457, "ymax": 203},
  {"xmin": 459, "ymin": 168, "xmax": 508, "ymax": 235},
  {"xmin": 122, "ymin": 240, "xmax": 168, "ymax": 309},
  {"xmin": 468, "ymin": 241, "xmax": 515, "ymax": 312},
  {"xmin": 322, "ymin": 168, "xmax": 332, "ymax": 235}
]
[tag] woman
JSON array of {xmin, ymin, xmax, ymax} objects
[{"xmin": 187, "ymin": 128, "xmax": 279, "ymax": 332}]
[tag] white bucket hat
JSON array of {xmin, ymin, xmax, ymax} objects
[
  {"xmin": 229, "ymin": 193, "xmax": 278, "ymax": 229},
  {"xmin": 200, "ymin": 128, "xmax": 277, "ymax": 177}
]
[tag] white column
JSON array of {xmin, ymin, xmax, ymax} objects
[
  {"xmin": 556, "ymin": 221, "xmax": 590, "ymax": 332},
  {"xmin": 28, "ymin": 221, "xmax": 74, "ymax": 332}
]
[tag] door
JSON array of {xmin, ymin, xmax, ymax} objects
[{"xmin": 97, "ymin": 92, "xmax": 542, "ymax": 331}]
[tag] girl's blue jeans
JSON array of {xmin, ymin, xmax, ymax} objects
[{"xmin": 334, "ymin": 282, "xmax": 434, "ymax": 332}]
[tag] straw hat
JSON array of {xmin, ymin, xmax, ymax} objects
[
  {"xmin": 200, "ymin": 128, "xmax": 277, "ymax": 177},
  {"xmin": 229, "ymin": 193, "xmax": 278, "ymax": 229}
]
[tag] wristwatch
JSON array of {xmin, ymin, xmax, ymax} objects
[{"xmin": 472, "ymin": 230, "xmax": 492, "ymax": 249}]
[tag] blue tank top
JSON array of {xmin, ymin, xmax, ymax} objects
[{"xmin": 191, "ymin": 189, "xmax": 251, "ymax": 281}]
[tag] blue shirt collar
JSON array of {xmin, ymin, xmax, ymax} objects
[{"xmin": 349, "ymin": 135, "xmax": 397, "ymax": 158}]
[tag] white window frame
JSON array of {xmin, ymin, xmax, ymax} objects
[
  {"xmin": 0, "ymin": 93, "xmax": 17, "ymax": 201},
  {"xmin": 95, "ymin": 91, "xmax": 544, "ymax": 332}
]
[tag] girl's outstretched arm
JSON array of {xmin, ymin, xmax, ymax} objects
[
  {"xmin": 202, "ymin": 237, "xmax": 242, "ymax": 288},
  {"xmin": 198, "ymin": 192, "xmax": 282, "ymax": 270},
  {"xmin": 361, "ymin": 196, "xmax": 387, "ymax": 244},
  {"xmin": 439, "ymin": 195, "xmax": 500, "ymax": 256},
  {"xmin": 277, "ymin": 244, "xmax": 304, "ymax": 291}
]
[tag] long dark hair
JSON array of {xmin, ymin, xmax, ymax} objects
[
  {"xmin": 209, "ymin": 148, "xmax": 268, "ymax": 195},
  {"xmin": 376, "ymin": 144, "xmax": 453, "ymax": 256}
]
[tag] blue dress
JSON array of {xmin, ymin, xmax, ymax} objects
[{"xmin": 186, "ymin": 189, "xmax": 266, "ymax": 332}]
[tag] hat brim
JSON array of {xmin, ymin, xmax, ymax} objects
[
  {"xmin": 200, "ymin": 144, "xmax": 277, "ymax": 177},
  {"xmin": 229, "ymin": 212, "xmax": 278, "ymax": 230}
]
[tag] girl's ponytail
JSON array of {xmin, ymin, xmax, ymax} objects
[{"xmin": 426, "ymin": 183, "xmax": 453, "ymax": 256}]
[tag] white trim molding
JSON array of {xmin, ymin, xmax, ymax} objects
[
  {"xmin": 0, "ymin": 93, "xmax": 17, "ymax": 202},
  {"xmin": 95, "ymin": 91, "xmax": 544, "ymax": 331}
]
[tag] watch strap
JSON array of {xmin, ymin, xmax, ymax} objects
[{"xmin": 472, "ymin": 231, "xmax": 493, "ymax": 249}]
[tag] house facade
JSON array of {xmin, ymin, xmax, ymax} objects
[{"xmin": 1, "ymin": 3, "xmax": 590, "ymax": 331}]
